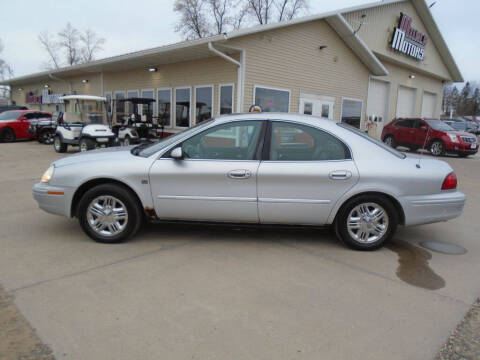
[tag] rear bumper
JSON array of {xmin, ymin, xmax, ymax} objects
[
  {"xmin": 32, "ymin": 182, "xmax": 72, "ymax": 217},
  {"xmin": 400, "ymin": 190, "xmax": 465, "ymax": 226}
]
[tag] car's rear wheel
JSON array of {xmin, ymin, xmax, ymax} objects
[
  {"xmin": 0, "ymin": 127, "xmax": 15, "ymax": 142},
  {"xmin": 53, "ymin": 135, "xmax": 67, "ymax": 153},
  {"xmin": 77, "ymin": 184, "xmax": 143, "ymax": 243},
  {"xmin": 39, "ymin": 130, "xmax": 52, "ymax": 144},
  {"xmin": 335, "ymin": 194, "xmax": 398, "ymax": 250},
  {"xmin": 430, "ymin": 140, "xmax": 445, "ymax": 156},
  {"xmin": 383, "ymin": 135, "xmax": 396, "ymax": 148}
]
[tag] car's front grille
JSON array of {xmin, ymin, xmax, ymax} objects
[{"xmin": 461, "ymin": 136, "xmax": 476, "ymax": 143}]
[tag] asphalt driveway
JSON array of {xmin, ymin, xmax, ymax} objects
[{"xmin": 0, "ymin": 141, "xmax": 479, "ymax": 360}]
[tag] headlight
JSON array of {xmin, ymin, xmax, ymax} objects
[
  {"xmin": 41, "ymin": 165, "xmax": 55, "ymax": 183},
  {"xmin": 447, "ymin": 133, "xmax": 459, "ymax": 143}
]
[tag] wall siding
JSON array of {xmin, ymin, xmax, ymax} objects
[{"xmin": 343, "ymin": 1, "xmax": 452, "ymax": 81}]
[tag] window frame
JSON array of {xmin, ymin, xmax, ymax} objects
[
  {"xmin": 174, "ymin": 86, "xmax": 192, "ymax": 129},
  {"xmin": 340, "ymin": 97, "xmax": 364, "ymax": 129},
  {"xmin": 194, "ymin": 84, "xmax": 214, "ymax": 125},
  {"xmin": 140, "ymin": 88, "xmax": 155, "ymax": 116},
  {"xmin": 113, "ymin": 90, "xmax": 126, "ymax": 123},
  {"xmin": 262, "ymin": 120, "xmax": 352, "ymax": 162},
  {"xmin": 218, "ymin": 83, "xmax": 235, "ymax": 115},
  {"xmin": 253, "ymin": 85, "xmax": 291, "ymax": 113},
  {"xmin": 157, "ymin": 87, "xmax": 173, "ymax": 128},
  {"xmin": 163, "ymin": 119, "xmax": 267, "ymax": 161}
]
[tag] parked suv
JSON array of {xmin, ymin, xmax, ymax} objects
[
  {"xmin": 0, "ymin": 110, "xmax": 52, "ymax": 142},
  {"xmin": 381, "ymin": 118, "xmax": 479, "ymax": 157}
]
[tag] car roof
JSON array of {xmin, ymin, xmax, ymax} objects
[{"xmin": 213, "ymin": 112, "xmax": 334, "ymax": 126}]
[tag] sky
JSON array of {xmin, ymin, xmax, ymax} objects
[{"xmin": 1, "ymin": 0, "xmax": 479, "ymax": 82}]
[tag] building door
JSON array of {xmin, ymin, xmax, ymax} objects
[
  {"xmin": 421, "ymin": 92, "xmax": 437, "ymax": 118},
  {"xmin": 367, "ymin": 79, "xmax": 390, "ymax": 137},
  {"xmin": 396, "ymin": 86, "xmax": 416, "ymax": 118},
  {"xmin": 299, "ymin": 94, "xmax": 334, "ymax": 120}
]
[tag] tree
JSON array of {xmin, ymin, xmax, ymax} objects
[
  {"xmin": 39, "ymin": 24, "xmax": 105, "ymax": 69},
  {"xmin": 173, "ymin": 0, "xmax": 309, "ymax": 39},
  {"xmin": 472, "ymin": 88, "xmax": 480, "ymax": 116},
  {"xmin": 0, "ymin": 39, "xmax": 13, "ymax": 99}
]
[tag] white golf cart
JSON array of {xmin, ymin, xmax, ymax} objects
[{"xmin": 54, "ymin": 95, "xmax": 116, "ymax": 153}]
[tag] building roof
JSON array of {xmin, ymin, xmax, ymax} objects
[{"xmin": 2, "ymin": 0, "xmax": 462, "ymax": 86}]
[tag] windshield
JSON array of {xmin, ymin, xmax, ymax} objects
[
  {"xmin": 136, "ymin": 119, "xmax": 214, "ymax": 157},
  {"xmin": 426, "ymin": 120, "xmax": 454, "ymax": 131},
  {"xmin": 0, "ymin": 111, "xmax": 21, "ymax": 120},
  {"xmin": 64, "ymin": 100, "xmax": 108, "ymax": 125},
  {"xmin": 337, "ymin": 123, "xmax": 406, "ymax": 159}
]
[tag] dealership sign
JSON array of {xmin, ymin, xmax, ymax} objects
[
  {"xmin": 391, "ymin": 13, "xmax": 428, "ymax": 61},
  {"xmin": 26, "ymin": 93, "xmax": 42, "ymax": 104},
  {"xmin": 42, "ymin": 89, "xmax": 66, "ymax": 104}
]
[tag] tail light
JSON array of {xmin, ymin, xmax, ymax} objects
[{"xmin": 442, "ymin": 172, "xmax": 457, "ymax": 190}]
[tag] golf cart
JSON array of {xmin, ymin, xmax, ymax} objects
[
  {"xmin": 113, "ymin": 97, "xmax": 159, "ymax": 145},
  {"xmin": 54, "ymin": 95, "xmax": 115, "ymax": 153}
]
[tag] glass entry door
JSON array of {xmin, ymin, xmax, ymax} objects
[{"xmin": 299, "ymin": 95, "xmax": 334, "ymax": 120}]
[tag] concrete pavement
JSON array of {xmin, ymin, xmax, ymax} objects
[{"xmin": 0, "ymin": 141, "xmax": 479, "ymax": 360}]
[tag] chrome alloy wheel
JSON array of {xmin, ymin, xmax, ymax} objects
[
  {"xmin": 430, "ymin": 142, "xmax": 443, "ymax": 156},
  {"xmin": 87, "ymin": 196, "xmax": 128, "ymax": 237},
  {"xmin": 347, "ymin": 203, "xmax": 389, "ymax": 243},
  {"xmin": 54, "ymin": 137, "xmax": 61, "ymax": 150}
]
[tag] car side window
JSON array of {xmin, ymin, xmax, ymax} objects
[
  {"xmin": 269, "ymin": 122, "xmax": 351, "ymax": 161},
  {"xmin": 180, "ymin": 121, "xmax": 263, "ymax": 160},
  {"xmin": 395, "ymin": 119, "xmax": 413, "ymax": 128}
]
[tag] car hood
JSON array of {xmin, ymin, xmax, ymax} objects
[
  {"xmin": 53, "ymin": 146, "xmax": 136, "ymax": 168},
  {"xmin": 448, "ymin": 130, "xmax": 475, "ymax": 137},
  {"xmin": 0, "ymin": 119, "xmax": 15, "ymax": 123}
]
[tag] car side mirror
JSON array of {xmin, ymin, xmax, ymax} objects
[{"xmin": 170, "ymin": 147, "xmax": 183, "ymax": 159}]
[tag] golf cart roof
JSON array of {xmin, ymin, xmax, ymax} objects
[
  {"xmin": 60, "ymin": 95, "xmax": 107, "ymax": 102},
  {"xmin": 119, "ymin": 97, "xmax": 155, "ymax": 104}
]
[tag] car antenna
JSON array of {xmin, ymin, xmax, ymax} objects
[{"xmin": 417, "ymin": 119, "xmax": 431, "ymax": 169}]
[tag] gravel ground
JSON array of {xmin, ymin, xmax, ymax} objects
[
  {"xmin": 436, "ymin": 298, "xmax": 480, "ymax": 360},
  {"xmin": 0, "ymin": 285, "xmax": 54, "ymax": 360}
]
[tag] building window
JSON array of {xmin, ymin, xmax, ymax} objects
[
  {"xmin": 341, "ymin": 98, "xmax": 363, "ymax": 129},
  {"xmin": 254, "ymin": 86, "xmax": 290, "ymax": 112},
  {"xmin": 126, "ymin": 90, "xmax": 139, "ymax": 115},
  {"xmin": 219, "ymin": 84, "xmax": 234, "ymax": 115},
  {"xmin": 141, "ymin": 89, "xmax": 155, "ymax": 117},
  {"xmin": 105, "ymin": 92, "xmax": 112, "ymax": 115},
  {"xmin": 157, "ymin": 88, "xmax": 171, "ymax": 127},
  {"xmin": 114, "ymin": 91, "xmax": 125, "ymax": 123},
  {"xmin": 175, "ymin": 87, "xmax": 191, "ymax": 128},
  {"xmin": 195, "ymin": 86, "xmax": 213, "ymax": 123}
]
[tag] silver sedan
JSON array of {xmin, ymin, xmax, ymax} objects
[{"xmin": 33, "ymin": 113, "xmax": 465, "ymax": 250}]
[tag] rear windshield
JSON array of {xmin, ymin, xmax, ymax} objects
[
  {"xmin": 337, "ymin": 123, "xmax": 406, "ymax": 159},
  {"xmin": 0, "ymin": 111, "xmax": 21, "ymax": 120},
  {"xmin": 426, "ymin": 120, "xmax": 454, "ymax": 131}
]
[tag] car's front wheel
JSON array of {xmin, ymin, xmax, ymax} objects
[
  {"xmin": 430, "ymin": 140, "xmax": 445, "ymax": 156},
  {"xmin": 77, "ymin": 184, "xmax": 143, "ymax": 243},
  {"xmin": 53, "ymin": 136, "xmax": 67, "ymax": 153},
  {"xmin": 335, "ymin": 194, "xmax": 398, "ymax": 250},
  {"xmin": 79, "ymin": 138, "xmax": 95, "ymax": 152}
]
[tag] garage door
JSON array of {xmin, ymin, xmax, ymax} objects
[
  {"xmin": 367, "ymin": 79, "xmax": 390, "ymax": 137},
  {"xmin": 421, "ymin": 92, "xmax": 437, "ymax": 118},
  {"xmin": 396, "ymin": 86, "xmax": 416, "ymax": 118}
]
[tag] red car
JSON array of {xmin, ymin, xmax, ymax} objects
[
  {"xmin": 381, "ymin": 118, "xmax": 479, "ymax": 157},
  {"xmin": 0, "ymin": 110, "xmax": 52, "ymax": 142}
]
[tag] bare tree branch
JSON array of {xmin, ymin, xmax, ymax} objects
[
  {"xmin": 208, "ymin": 0, "xmax": 229, "ymax": 34},
  {"xmin": 80, "ymin": 29, "xmax": 105, "ymax": 63},
  {"xmin": 0, "ymin": 39, "xmax": 13, "ymax": 99},
  {"xmin": 174, "ymin": 0, "xmax": 210, "ymax": 39},
  {"xmin": 58, "ymin": 23, "xmax": 82, "ymax": 66},
  {"xmin": 38, "ymin": 32, "xmax": 60, "ymax": 69}
]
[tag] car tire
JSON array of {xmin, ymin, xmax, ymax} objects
[
  {"xmin": 53, "ymin": 135, "xmax": 67, "ymax": 153},
  {"xmin": 0, "ymin": 127, "xmax": 15, "ymax": 143},
  {"xmin": 430, "ymin": 140, "xmax": 445, "ymax": 157},
  {"xmin": 123, "ymin": 135, "xmax": 131, "ymax": 146},
  {"xmin": 39, "ymin": 130, "xmax": 51, "ymax": 144},
  {"xmin": 334, "ymin": 194, "xmax": 398, "ymax": 251},
  {"xmin": 78, "ymin": 184, "xmax": 143, "ymax": 243},
  {"xmin": 383, "ymin": 135, "xmax": 396, "ymax": 148},
  {"xmin": 79, "ymin": 138, "xmax": 95, "ymax": 152}
]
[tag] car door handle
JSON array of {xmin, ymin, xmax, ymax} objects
[
  {"xmin": 329, "ymin": 170, "xmax": 352, "ymax": 180},
  {"xmin": 227, "ymin": 169, "xmax": 251, "ymax": 179}
]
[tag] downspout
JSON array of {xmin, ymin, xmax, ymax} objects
[{"xmin": 208, "ymin": 42, "xmax": 245, "ymax": 113}]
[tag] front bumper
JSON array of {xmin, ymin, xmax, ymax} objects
[
  {"xmin": 32, "ymin": 182, "xmax": 73, "ymax": 217},
  {"xmin": 446, "ymin": 142, "xmax": 479, "ymax": 154},
  {"xmin": 400, "ymin": 190, "xmax": 466, "ymax": 226}
]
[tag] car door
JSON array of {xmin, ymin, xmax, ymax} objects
[
  {"xmin": 149, "ymin": 120, "xmax": 265, "ymax": 222},
  {"xmin": 17, "ymin": 112, "xmax": 36, "ymax": 139},
  {"xmin": 413, "ymin": 120, "xmax": 429, "ymax": 147},
  {"xmin": 257, "ymin": 121, "xmax": 359, "ymax": 225}
]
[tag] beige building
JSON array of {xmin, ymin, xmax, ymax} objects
[{"xmin": 2, "ymin": 0, "xmax": 462, "ymax": 137}]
